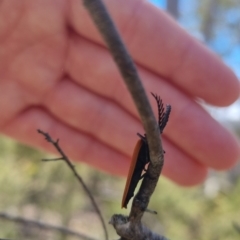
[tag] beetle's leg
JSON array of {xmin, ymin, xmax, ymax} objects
[{"xmin": 137, "ymin": 133, "xmax": 147, "ymax": 142}]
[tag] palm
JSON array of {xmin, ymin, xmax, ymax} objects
[
  {"xmin": 1, "ymin": 0, "xmax": 134, "ymax": 176},
  {"xmin": 0, "ymin": 0, "xmax": 239, "ymax": 186}
]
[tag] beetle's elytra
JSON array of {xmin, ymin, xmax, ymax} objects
[{"xmin": 121, "ymin": 137, "xmax": 149, "ymax": 208}]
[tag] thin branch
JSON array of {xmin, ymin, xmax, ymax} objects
[
  {"xmin": 82, "ymin": 0, "xmax": 170, "ymax": 239},
  {"xmin": 37, "ymin": 129, "xmax": 108, "ymax": 240},
  {"xmin": 0, "ymin": 212, "xmax": 97, "ymax": 240},
  {"xmin": 42, "ymin": 157, "xmax": 63, "ymax": 161}
]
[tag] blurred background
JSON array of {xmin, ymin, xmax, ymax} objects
[{"xmin": 0, "ymin": 0, "xmax": 240, "ymax": 239}]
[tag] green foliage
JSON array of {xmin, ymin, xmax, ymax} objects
[
  {"xmin": 147, "ymin": 178, "xmax": 240, "ymax": 239},
  {"xmin": 0, "ymin": 135, "xmax": 239, "ymax": 239}
]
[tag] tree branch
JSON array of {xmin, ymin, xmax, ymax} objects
[
  {"xmin": 0, "ymin": 212, "xmax": 98, "ymax": 240},
  {"xmin": 82, "ymin": 0, "xmax": 169, "ymax": 239},
  {"xmin": 37, "ymin": 129, "xmax": 108, "ymax": 240}
]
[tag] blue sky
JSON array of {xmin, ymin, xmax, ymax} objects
[
  {"xmin": 150, "ymin": 0, "xmax": 240, "ymax": 122},
  {"xmin": 150, "ymin": 0, "xmax": 165, "ymax": 7},
  {"xmin": 150, "ymin": 0, "xmax": 240, "ymax": 77}
]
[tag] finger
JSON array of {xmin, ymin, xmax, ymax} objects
[
  {"xmin": 66, "ymin": 34, "xmax": 240, "ymax": 170},
  {"xmin": 68, "ymin": 0, "xmax": 239, "ymax": 106},
  {"xmin": 1, "ymin": 107, "xmax": 207, "ymax": 185},
  {"xmin": 142, "ymin": 68, "xmax": 240, "ymax": 171},
  {"xmin": 66, "ymin": 33, "xmax": 137, "ymax": 117},
  {"xmin": 1, "ymin": 107, "xmax": 128, "ymax": 175},
  {"xmin": 42, "ymin": 77, "xmax": 142, "ymax": 155},
  {"xmin": 162, "ymin": 137, "xmax": 208, "ymax": 186}
]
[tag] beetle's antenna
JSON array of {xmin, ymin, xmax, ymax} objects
[
  {"xmin": 160, "ymin": 105, "xmax": 171, "ymax": 133},
  {"xmin": 151, "ymin": 93, "xmax": 171, "ymax": 133},
  {"xmin": 151, "ymin": 93, "xmax": 164, "ymax": 128}
]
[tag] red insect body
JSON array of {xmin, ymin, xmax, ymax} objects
[
  {"xmin": 121, "ymin": 138, "xmax": 149, "ymax": 208},
  {"xmin": 121, "ymin": 93, "xmax": 171, "ymax": 209}
]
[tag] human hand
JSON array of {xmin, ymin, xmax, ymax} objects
[{"xmin": 1, "ymin": 0, "xmax": 239, "ymax": 186}]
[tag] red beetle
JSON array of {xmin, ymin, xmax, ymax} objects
[{"xmin": 121, "ymin": 93, "xmax": 171, "ymax": 208}]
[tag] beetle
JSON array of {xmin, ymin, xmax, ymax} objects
[
  {"xmin": 121, "ymin": 93, "xmax": 171, "ymax": 208},
  {"xmin": 121, "ymin": 134, "xmax": 149, "ymax": 208}
]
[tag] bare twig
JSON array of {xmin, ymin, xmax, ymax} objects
[
  {"xmin": 37, "ymin": 129, "xmax": 108, "ymax": 240},
  {"xmin": 0, "ymin": 212, "xmax": 97, "ymax": 240},
  {"xmin": 82, "ymin": 0, "xmax": 170, "ymax": 239}
]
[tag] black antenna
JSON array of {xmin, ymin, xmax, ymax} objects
[
  {"xmin": 160, "ymin": 105, "xmax": 171, "ymax": 133},
  {"xmin": 151, "ymin": 93, "xmax": 171, "ymax": 133}
]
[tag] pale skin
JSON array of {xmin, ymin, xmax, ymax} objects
[{"xmin": 0, "ymin": 0, "xmax": 239, "ymax": 186}]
